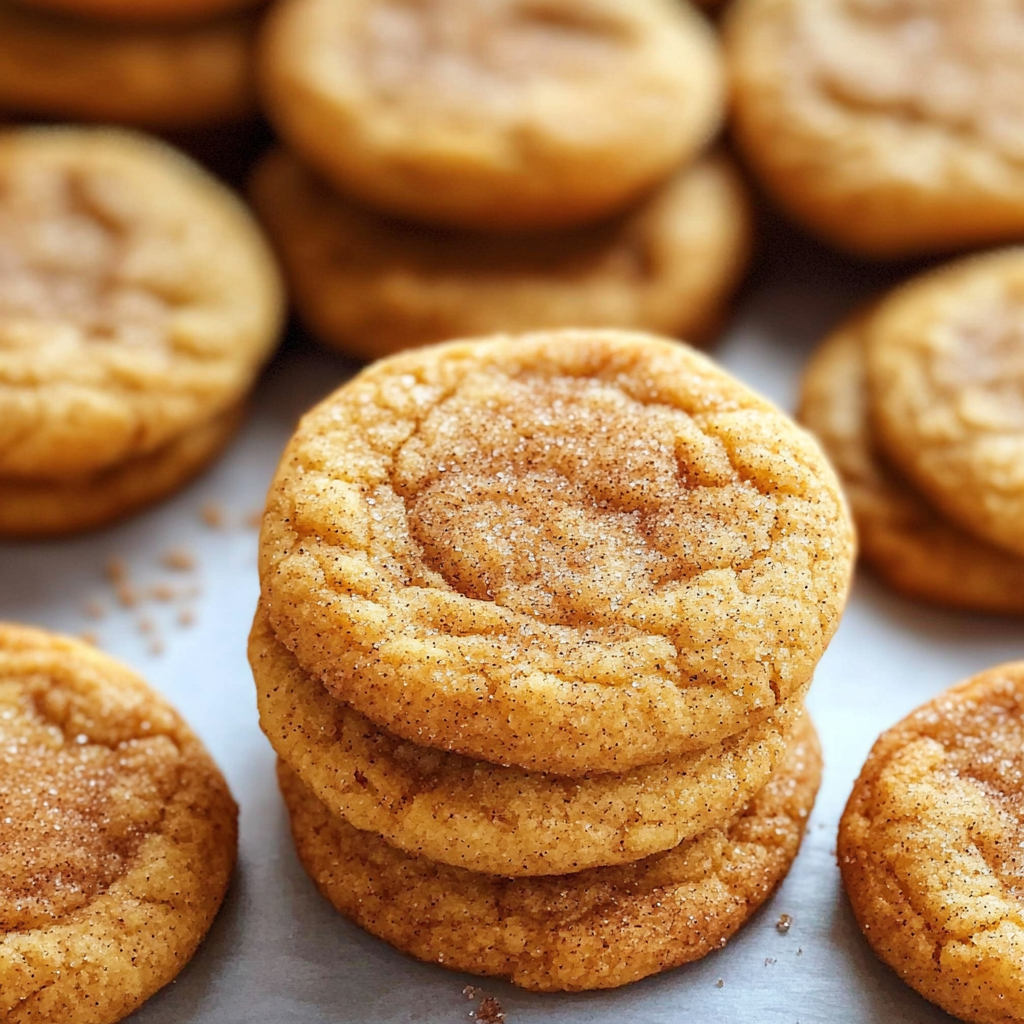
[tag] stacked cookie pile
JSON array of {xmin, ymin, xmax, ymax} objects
[
  {"xmin": 251, "ymin": 329, "xmax": 854, "ymax": 990},
  {"xmin": 0, "ymin": 125, "xmax": 283, "ymax": 538},
  {"xmin": 0, "ymin": 0, "xmax": 264, "ymax": 131},
  {"xmin": 249, "ymin": 0, "xmax": 752, "ymax": 361},
  {"xmin": 799, "ymin": 248, "xmax": 1024, "ymax": 616}
]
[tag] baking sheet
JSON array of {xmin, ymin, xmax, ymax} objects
[{"xmin": 1, "ymin": 225, "xmax": 1016, "ymax": 1024}]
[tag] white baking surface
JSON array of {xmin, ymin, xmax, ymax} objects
[{"xmin": 1, "ymin": 226, "xmax": 1018, "ymax": 1024}]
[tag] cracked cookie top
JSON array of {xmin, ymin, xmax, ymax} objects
[
  {"xmin": 259, "ymin": 330, "xmax": 853, "ymax": 775},
  {"xmin": 840, "ymin": 661, "xmax": 1024, "ymax": 1024},
  {"xmin": 0, "ymin": 624, "xmax": 237, "ymax": 1024},
  {"xmin": 0, "ymin": 127, "xmax": 282, "ymax": 481}
]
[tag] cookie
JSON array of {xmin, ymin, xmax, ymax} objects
[
  {"xmin": 799, "ymin": 312, "xmax": 1024, "ymax": 615},
  {"xmin": 258, "ymin": 0, "xmax": 724, "ymax": 230},
  {"xmin": 252, "ymin": 606, "xmax": 807, "ymax": 876},
  {"xmin": 17, "ymin": 0, "xmax": 263, "ymax": 24},
  {"xmin": 839, "ymin": 662, "xmax": 1024, "ymax": 1024},
  {"xmin": 866, "ymin": 249, "xmax": 1024, "ymax": 559},
  {"xmin": 0, "ymin": 127, "xmax": 283, "ymax": 482},
  {"xmin": 280, "ymin": 711, "xmax": 820, "ymax": 992},
  {"xmin": 727, "ymin": 0, "xmax": 1024, "ymax": 257},
  {"xmin": 249, "ymin": 148, "xmax": 752, "ymax": 360},
  {"xmin": 0, "ymin": 4, "xmax": 257, "ymax": 129},
  {"xmin": 0, "ymin": 404, "xmax": 243, "ymax": 539},
  {"xmin": 0, "ymin": 623, "xmax": 237, "ymax": 1024},
  {"xmin": 260, "ymin": 329, "xmax": 853, "ymax": 775}
]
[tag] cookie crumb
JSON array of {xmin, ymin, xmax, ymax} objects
[
  {"xmin": 797, "ymin": 948, "xmax": 803, "ymax": 956},
  {"xmin": 177, "ymin": 608, "xmax": 196, "ymax": 628},
  {"xmin": 716, "ymin": 979, "xmax": 724, "ymax": 989},
  {"xmin": 201, "ymin": 502, "xmax": 225, "ymax": 529},
  {"xmin": 471, "ymin": 996, "xmax": 505, "ymax": 1023},
  {"xmin": 83, "ymin": 599, "xmax": 105, "ymax": 620},
  {"xmin": 148, "ymin": 638, "xmax": 165, "ymax": 656},
  {"xmin": 764, "ymin": 957, "xmax": 776, "ymax": 967},
  {"xmin": 105, "ymin": 556, "xmax": 128, "ymax": 584},
  {"xmin": 462, "ymin": 985, "xmax": 480, "ymax": 1001},
  {"xmin": 162, "ymin": 548, "xmax": 195, "ymax": 572},
  {"xmin": 149, "ymin": 584, "xmax": 176, "ymax": 602},
  {"xmin": 79, "ymin": 631, "xmax": 99, "ymax": 646},
  {"xmin": 137, "ymin": 616, "xmax": 155, "ymax": 635},
  {"xmin": 116, "ymin": 583, "xmax": 139, "ymax": 609},
  {"xmin": 776, "ymin": 913, "xmax": 793, "ymax": 934}
]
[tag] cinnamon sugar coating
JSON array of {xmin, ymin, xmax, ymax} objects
[
  {"xmin": 259, "ymin": 330, "xmax": 853, "ymax": 774},
  {"xmin": 258, "ymin": 0, "xmax": 724, "ymax": 230},
  {"xmin": 248, "ymin": 148, "xmax": 752, "ymax": 360},
  {"xmin": 840, "ymin": 662, "xmax": 1024, "ymax": 1024},
  {"xmin": 251, "ymin": 606, "xmax": 807, "ymax": 876},
  {"xmin": 0, "ymin": 127, "xmax": 282, "ymax": 482},
  {"xmin": 0, "ymin": 623, "xmax": 237, "ymax": 1024},
  {"xmin": 867, "ymin": 249, "xmax": 1024, "ymax": 559},
  {"xmin": 280, "ymin": 713, "xmax": 821, "ymax": 992},
  {"xmin": 727, "ymin": 0, "xmax": 1024, "ymax": 256},
  {"xmin": 798, "ymin": 311, "xmax": 1024, "ymax": 614}
]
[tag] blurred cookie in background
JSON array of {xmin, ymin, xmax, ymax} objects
[
  {"xmin": 727, "ymin": 0, "xmax": 1024, "ymax": 257},
  {"xmin": 250, "ymin": 147, "xmax": 752, "ymax": 359},
  {"xmin": 258, "ymin": 0, "xmax": 725, "ymax": 231},
  {"xmin": 0, "ymin": 127, "xmax": 284, "ymax": 537},
  {"xmin": 0, "ymin": 2, "xmax": 258, "ymax": 129},
  {"xmin": 16, "ymin": 0, "xmax": 264, "ymax": 23},
  {"xmin": 799, "ymin": 309, "xmax": 1024, "ymax": 615}
]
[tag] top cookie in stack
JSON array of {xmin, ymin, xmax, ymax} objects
[
  {"xmin": 258, "ymin": 330, "xmax": 853, "ymax": 776},
  {"xmin": 251, "ymin": 0, "xmax": 752, "ymax": 358}
]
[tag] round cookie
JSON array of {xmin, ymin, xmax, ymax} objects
[
  {"xmin": 866, "ymin": 249, "xmax": 1024, "ymax": 559},
  {"xmin": 260, "ymin": 329, "xmax": 854, "ymax": 775},
  {"xmin": 280, "ymin": 712, "xmax": 821, "ymax": 992},
  {"xmin": 727, "ymin": 0, "xmax": 1024, "ymax": 257},
  {"xmin": 0, "ymin": 404, "xmax": 244, "ymax": 539},
  {"xmin": 0, "ymin": 127, "xmax": 283, "ymax": 482},
  {"xmin": 799, "ymin": 312, "xmax": 1024, "ymax": 615},
  {"xmin": 251, "ymin": 606, "xmax": 807, "ymax": 876},
  {"xmin": 17, "ymin": 0, "xmax": 263, "ymax": 25},
  {"xmin": 248, "ymin": 148, "xmax": 752, "ymax": 360},
  {"xmin": 0, "ymin": 4, "xmax": 258, "ymax": 129},
  {"xmin": 839, "ymin": 662, "xmax": 1024, "ymax": 1024},
  {"xmin": 258, "ymin": 0, "xmax": 724, "ymax": 230},
  {"xmin": 0, "ymin": 623, "xmax": 237, "ymax": 1024}
]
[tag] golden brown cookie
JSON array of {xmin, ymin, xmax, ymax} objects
[
  {"xmin": 0, "ymin": 404, "xmax": 243, "ymax": 539},
  {"xmin": 727, "ymin": 0, "xmax": 1024, "ymax": 257},
  {"xmin": 799, "ymin": 312, "xmax": 1024, "ymax": 614},
  {"xmin": 17, "ymin": 0, "xmax": 263, "ymax": 24},
  {"xmin": 839, "ymin": 662, "xmax": 1024, "ymax": 1024},
  {"xmin": 249, "ymin": 148, "xmax": 752, "ymax": 360},
  {"xmin": 866, "ymin": 249, "xmax": 1024, "ymax": 559},
  {"xmin": 258, "ymin": 0, "xmax": 724, "ymax": 230},
  {"xmin": 252, "ymin": 606, "xmax": 807, "ymax": 876},
  {"xmin": 280, "ymin": 711, "xmax": 821, "ymax": 992},
  {"xmin": 0, "ymin": 623, "xmax": 238, "ymax": 1024},
  {"xmin": 0, "ymin": 127, "xmax": 283, "ymax": 483},
  {"xmin": 260, "ymin": 330, "xmax": 854, "ymax": 775},
  {"xmin": 0, "ymin": 4, "xmax": 257, "ymax": 129}
]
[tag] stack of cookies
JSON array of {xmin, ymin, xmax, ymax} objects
[
  {"xmin": 0, "ymin": 0, "xmax": 265, "ymax": 131},
  {"xmin": 800, "ymin": 248, "xmax": 1024, "ymax": 615},
  {"xmin": 251, "ymin": 329, "xmax": 855, "ymax": 990},
  {"xmin": 0, "ymin": 124, "xmax": 284, "ymax": 538},
  {"xmin": 249, "ymin": 0, "xmax": 752, "ymax": 361}
]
